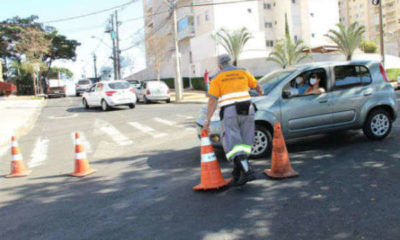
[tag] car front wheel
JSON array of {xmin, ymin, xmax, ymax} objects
[
  {"xmin": 101, "ymin": 100, "xmax": 110, "ymax": 111},
  {"xmin": 129, "ymin": 103, "xmax": 135, "ymax": 109},
  {"xmin": 82, "ymin": 98, "xmax": 89, "ymax": 109},
  {"xmin": 251, "ymin": 125, "xmax": 273, "ymax": 159},
  {"xmin": 363, "ymin": 108, "xmax": 392, "ymax": 140}
]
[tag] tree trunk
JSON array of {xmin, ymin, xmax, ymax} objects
[
  {"xmin": 32, "ymin": 73, "xmax": 37, "ymax": 96},
  {"xmin": 347, "ymin": 55, "xmax": 352, "ymax": 61}
]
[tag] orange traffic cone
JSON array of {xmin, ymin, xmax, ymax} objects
[
  {"xmin": 193, "ymin": 129, "xmax": 232, "ymax": 191},
  {"xmin": 264, "ymin": 122, "xmax": 299, "ymax": 179},
  {"xmin": 69, "ymin": 132, "xmax": 96, "ymax": 177},
  {"xmin": 6, "ymin": 136, "xmax": 31, "ymax": 178}
]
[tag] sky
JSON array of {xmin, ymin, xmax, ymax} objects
[{"xmin": 0, "ymin": 0, "xmax": 146, "ymax": 79}]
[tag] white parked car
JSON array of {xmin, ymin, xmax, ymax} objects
[
  {"xmin": 136, "ymin": 81, "xmax": 171, "ymax": 104},
  {"xmin": 82, "ymin": 80, "xmax": 137, "ymax": 111}
]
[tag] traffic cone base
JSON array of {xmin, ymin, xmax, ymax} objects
[
  {"xmin": 6, "ymin": 169, "xmax": 32, "ymax": 178},
  {"xmin": 193, "ymin": 129, "xmax": 232, "ymax": 191},
  {"xmin": 264, "ymin": 168, "xmax": 298, "ymax": 179},
  {"xmin": 69, "ymin": 169, "xmax": 96, "ymax": 177}
]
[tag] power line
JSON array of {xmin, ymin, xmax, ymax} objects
[
  {"xmin": 178, "ymin": 0, "xmax": 260, "ymax": 8},
  {"xmin": 42, "ymin": 0, "xmax": 136, "ymax": 24}
]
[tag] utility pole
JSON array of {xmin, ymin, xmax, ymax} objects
[
  {"xmin": 93, "ymin": 53, "xmax": 98, "ymax": 78},
  {"xmin": 165, "ymin": 0, "xmax": 183, "ymax": 101},
  {"xmin": 377, "ymin": 0, "xmax": 385, "ymax": 67},
  {"xmin": 109, "ymin": 14, "xmax": 118, "ymax": 80},
  {"xmin": 115, "ymin": 10, "xmax": 122, "ymax": 79}
]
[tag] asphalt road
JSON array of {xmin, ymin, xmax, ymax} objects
[{"xmin": 1, "ymin": 94, "xmax": 400, "ymax": 240}]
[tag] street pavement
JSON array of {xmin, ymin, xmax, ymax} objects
[{"xmin": 1, "ymin": 94, "xmax": 400, "ymax": 240}]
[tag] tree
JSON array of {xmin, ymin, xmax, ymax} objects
[
  {"xmin": 48, "ymin": 67, "xmax": 73, "ymax": 79},
  {"xmin": 147, "ymin": 35, "xmax": 169, "ymax": 81},
  {"xmin": 359, "ymin": 40, "xmax": 378, "ymax": 53},
  {"xmin": 266, "ymin": 13, "xmax": 311, "ymax": 68},
  {"xmin": 15, "ymin": 27, "xmax": 51, "ymax": 95},
  {"xmin": 325, "ymin": 22, "xmax": 365, "ymax": 60},
  {"xmin": 213, "ymin": 27, "xmax": 252, "ymax": 66}
]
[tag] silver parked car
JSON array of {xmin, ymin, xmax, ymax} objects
[{"xmin": 196, "ymin": 61, "xmax": 398, "ymax": 158}]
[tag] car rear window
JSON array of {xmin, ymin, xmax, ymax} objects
[
  {"xmin": 128, "ymin": 80, "xmax": 139, "ymax": 84},
  {"xmin": 334, "ymin": 65, "xmax": 372, "ymax": 89},
  {"xmin": 78, "ymin": 80, "xmax": 91, "ymax": 85},
  {"xmin": 147, "ymin": 81, "xmax": 168, "ymax": 88},
  {"xmin": 108, "ymin": 82, "xmax": 130, "ymax": 89}
]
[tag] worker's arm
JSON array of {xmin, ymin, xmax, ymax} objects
[
  {"xmin": 245, "ymin": 71, "xmax": 264, "ymax": 96},
  {"xmin": 202, "ymin": 96, "xmax": 218, "ymax": 130}
]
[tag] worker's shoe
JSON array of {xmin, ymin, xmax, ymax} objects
[
  {"xmin": 231, "ymin": 162, "xmax": 241, "ymax": 183},
  {"xmin": 232, "ymin": 155, "xmax": 256, "ymax": 186}
]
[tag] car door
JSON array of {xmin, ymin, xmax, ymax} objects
[
  {"xmin": 280, "ymin": 68, "xmax": 333, "ymax": 137},
  {"xmin": 85, "ymin": 86, "xmax": 96, "ymax": 105},
  {"xmin": 330, "ymin": 65, "xmax": 373, "ymax": 126},
  {"xmin": 92, "ymin": 83, "xmax": 104, "ymax": 106}
]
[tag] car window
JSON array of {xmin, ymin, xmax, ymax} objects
[
  {"xmin": 282, "ymin": 68, "xmax": 328, "ymax": 98},
  {"xmin": 78, "ymin": 80, "xmax": 90, "ymax": 85},
  {"xmin": 108, "ymin": 82, "xmax": 130, "ymax": 89},
  {"xmin": 95, "ymin": 83, "xmax": 103, "ymax": 92},
  {"xmin": 334, "ymin": 65, "xmax": 372, "ymax": 89},
  {"xmin": 258, "ymin": 70, "xmax": 294, "ymax": 95}
]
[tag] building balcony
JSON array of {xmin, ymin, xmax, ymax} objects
[{"xmin": 177, "ymin": 15, "xmax": 195, "ymax": 41}]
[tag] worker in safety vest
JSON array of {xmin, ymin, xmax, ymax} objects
[{"xmin": 202, "ymin": 54, "xmax": 264, "ymax": 186}]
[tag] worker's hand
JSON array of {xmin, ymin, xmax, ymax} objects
[
  {"xmin": 257, "ymin": 88, "xmax": 264, "ymax": 96},
  {"xmin": 202, "ymin": 120, "xmax": 210, "ymax": 131}
]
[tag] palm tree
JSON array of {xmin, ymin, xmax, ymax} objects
[
  {"xmin": 266, "ymin": 13, "xmax": 311, "ymax": 68},
  {"xmin": 325, "ymin": 22, "xmax": 365, "ymax": 60},
  {"xmin": 214, "ymin": 27, "xmax": 252, "ymax": 66}
]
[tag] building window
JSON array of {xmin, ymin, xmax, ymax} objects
[
  {"xmin": 266, "ymin": 40, "xmax": 274, "ymax": 47},
  {"xmin": 248, "ymin": 8, "xmax": 252, "ymax": 13},
  {"xmin": 264, "ymin": 3, "xmax": 271, "ymax": 9},
  {"xmin": 189, "ymin": 51, "xmax": 193, "ymax": 64},
  {"xmin": 275, "ymin": 21, "xmax": 277, "ymax": 25},
  {"xmin": 312, "ymin": 33, "xmax": 315, "ymax": 38},
  {"xmin": 205, "ymin": 11, "xmax": 209, "ymax": 21},
  {"xmin": 264, "ymin": 22, "xmax": 272, "ymax": 28},
  {"xmin": 292, "ymin": 0, "xmax": 296, "ymax": 3},
  {"xmin": 197, "ymin": 15, "xmax": 200, "ymax": 25},
  {"xmin": 273, "ymin": 2, "xmax": 276, "ymax": 7},
  {"xmin": 310, "ymin": 12, "xmax": 314, "ymax": 17}
]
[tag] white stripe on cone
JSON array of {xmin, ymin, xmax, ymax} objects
[
  {"xmin": 201, "ymin": 153, "xmax": 216, "ymax": 163},
  {"xmin": 75, "ymin": 152, "xmax": 87, "ymax": 160},
  {"xmin": 201, "ymin": 137, "xmax": 211, "ymax": 146},
  {"xmin": 12, "ymin": 154, "xmax": 23, "ymax": 161},
  {"xmin": 11, "ymin": 141, "xmax": 19, "ymax": 147}
]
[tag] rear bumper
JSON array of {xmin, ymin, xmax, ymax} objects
[
  {"xmin": 106, "ymin": 96, "xmax": 137, "ymax": 106},
  {"xmin": 146, "ymin": 94, "xmax": 170, "ymax": 101}
]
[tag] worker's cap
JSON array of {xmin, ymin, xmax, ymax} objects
[{"xmin": 218, "ymin": 54, "xmax": 231, "ymax": 65}]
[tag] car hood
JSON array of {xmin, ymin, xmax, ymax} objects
[{"xmin": 251, "ymin": 95, "xmax": 276, "ymax": 110}]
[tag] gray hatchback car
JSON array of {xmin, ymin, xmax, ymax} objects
[{"xmin": 196, "ymin": 61, "xmax": 398, "ymax": 158}]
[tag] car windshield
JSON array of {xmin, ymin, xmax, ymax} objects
[
  {"xmin": 78, "ymin": 80, "xmax": 90, "ymax": 85},
  {"xmin": 108, "ymin": 82, "xmax": 130, "ymax": 90},
  {"xmin": 258, "ymin": 70, "xmax": 294, "ymax": 95}
]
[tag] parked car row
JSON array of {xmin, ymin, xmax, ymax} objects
[
  {"xmin": 80, "ymin": 79, "xmax": 171, "ymax": 111},
  {"xmin": 196, "ymin": 60, "xmax": 398, "ymax": 158}
]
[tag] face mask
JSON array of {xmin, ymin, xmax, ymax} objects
[
  {"xmin": 296, "ymin": 77, "xmax": 303, "ymax": 84},
  {"xmin": 310, "ymin": 78, "xmax": 317, "ymax": 85}
]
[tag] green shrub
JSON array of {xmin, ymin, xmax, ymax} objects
[
  {"xmin": 359, "ymin": 40, "xmax": 378, "ymax": 53},
  {"xmin": 386, "ymin": 68, "xmax": 400, "ymax": 82}
]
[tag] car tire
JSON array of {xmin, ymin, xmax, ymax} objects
[
  {"xmin": 166, "ymin": 99, "xmax": 171, "ymax": 103},
  {"xmin": 101, "ymin": 100, "xmax": 110, "ymax": 111},
  {"xmin": 143, "ymin": 96, "xmax": 149, "ymax": 104},
  {"xmin": 250, "ymin": 124, "xmax": 273, "ymax": 159},
  {"xmin": 82, "ymin": 98, "xmax": 89, "ymax": 109},
  {"xmin": 363, "ymin": 108, "xmax": 392, "ymax": 140},
  {"xmin": 129, "ymin": 103, "xmax": 135, "ymax": 109},
  {"xmin": 76, "ymin": 93, "xmax": 80, "ymax": 97}
]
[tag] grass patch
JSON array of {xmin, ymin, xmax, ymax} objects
[{"xmin": 386, "ymin": 68, "xmax": 400, "ymax": 82}]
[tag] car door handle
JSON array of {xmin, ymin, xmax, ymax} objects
[
  {"xmin": 318, "ymin": 100, "xmax": 328, "ymax": 103},
  {"xmin": 363, "ymin": 91, "xmax": 372, "ymax": 96}
]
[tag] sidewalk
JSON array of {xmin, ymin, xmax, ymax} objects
[
  {"xmin": 0, "ymin": 96, "xmax": 45, "ymax": 156},
  {"xmin": 170, "ymin": 89, "xmax": 208, "ymax": 104}
]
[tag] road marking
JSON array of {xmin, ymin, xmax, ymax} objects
[
  {"xmin": 128, "ymin": 122, "xmax": 167, "ymax": 138},
  {"xmin": 71, "ymin": 132, "xmax": 92, "ymax": 153},
  {"xmin": 94, "ymin": 119, "xmax": 133, "ymax": 146},
  {"xmin": 153, "ymin": 117, "xmax": 176, "ymax": 126},
  {"xmin": 48, "ymin": 113, "xmax": 78, "ymax": 119},
  {"xmin": 177, "ymin": 114, "xmax": 194, "ymax": 120},
  {"xmin": 28, "ymin": 137, "xmax": 49, "ymax": 168}
]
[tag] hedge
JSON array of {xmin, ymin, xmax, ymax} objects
[{"xmin": 386, "ymin": 68, "xmax": 400, "ymax": 82}]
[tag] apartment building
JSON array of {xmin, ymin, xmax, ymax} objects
[
  {"xmin": 136, "ymin": 0, "xmax": 337, "ymax": 80},
  {"xmin": 338, "ymin": 0, "xmax": 400, "ymax": 54}
]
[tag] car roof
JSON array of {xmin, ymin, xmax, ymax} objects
[{"xmin": 289, "ymin": 60, "xmax": 381, "ymax": 72}]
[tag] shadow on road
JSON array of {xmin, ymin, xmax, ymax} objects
[{"xmin": 0, "ymin": 130, "xmax": 399, "ymax": 239}]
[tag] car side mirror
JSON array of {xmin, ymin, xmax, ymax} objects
[{"xmin": 283, "ymin": 88, "xmax": 299, "ymax": 98}]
